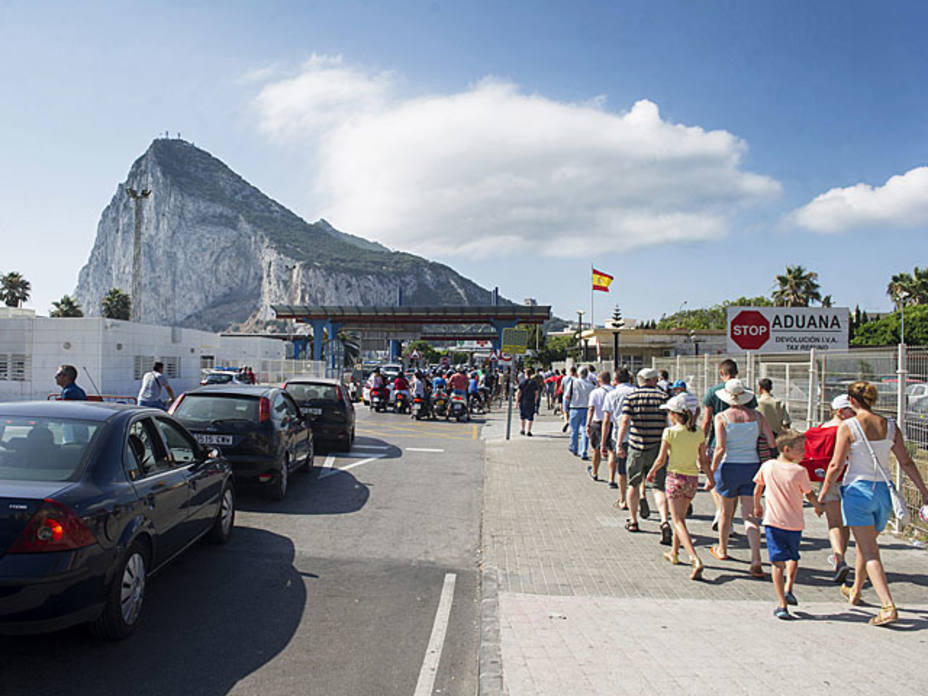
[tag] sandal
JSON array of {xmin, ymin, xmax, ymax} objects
[
  {"xmin": 749, "ymin": 564, "xmax": 765, "ymax": 579},
  {"xmin": 870, "ymin": 604, "xmax": 897, "ymax": 626},
  {"xmin": 690, "ymin": 557, "xmax": 704, "ymax": 581},
  {"xmin": 624, "ymin": 519, "xmax": 639, "ymax": 532},
  {"xmin": 840, "ymin": 584, "xmax": 861, "ymax": 606},
  {"xmin": 708, "ymin": 546, "xmax": 729, "ymax": 561},
  {"xmin": 612, "ymin": 499, "xmax": 628, "ymax": 510},
  {"xmin": 662, "ymin": 551, "xmax": 680, "ymax": 565},
  {"xmin": 659, "ymin": 522, "xmax": 672, "ymax": 546}
]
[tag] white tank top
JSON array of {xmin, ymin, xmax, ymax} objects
[{"xmin": 843, "ymin": 417, "xmax": 895, "ymax": 487}]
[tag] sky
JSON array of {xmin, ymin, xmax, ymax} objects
[{"xmin": 1, "ymin": 0, "xmax": 927, "ymax": 326}]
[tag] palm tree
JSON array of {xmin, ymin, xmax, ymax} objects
[
  {"xmin": 50, "ymin": 295, "xmax": 84, "ymax": 317},
  {"xmin": 772, "ymin": 265, "xmax": 822, "ymax": 307},
  {"xmin": 101, "ymin": 288, "xmax": 131, "ymax": 320},
  {"xmin": 1, "ymin": 271, "xmax": 31, "ymax": 307},
  {"xmin": 821, "ymin": 294, "xmax": 833, "ymax": 308},
  {"xmin": 888, "ymin": 267, "xmax": 928, "ymax": 306},
  {"xmin": 337, "ymin": 330, "xmax": 361, "ymax": 367}
]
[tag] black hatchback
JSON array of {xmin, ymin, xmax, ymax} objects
[
  {"xmin": 169, "ymin": 385, "xmax": 313, "ymax": 500},
  {"xmin": 0, "ymin": 401, "xmax": 235, "ymax": 638},
  {"xmin": 283, "ymin": 378, "xmax": 356, "ymax": 452}
]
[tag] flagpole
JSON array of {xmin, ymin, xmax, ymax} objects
[{"xmin": 590, "ymin": 263, "xmax": 595, "ymax": 363}]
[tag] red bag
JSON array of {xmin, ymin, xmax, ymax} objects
[{"xmin": 800, "ymin": 425, "xmax": 838, "ymax": 482}]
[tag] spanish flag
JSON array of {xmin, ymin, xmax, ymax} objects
[{"xmin": 592, "ymin": 268, "xmax": 613, "ymax": 292}]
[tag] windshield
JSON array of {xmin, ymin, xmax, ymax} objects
[
  {"xmin": 286, "ymin": 383, "xmax": 339, "ymax": 402},
  {"xmin": 173, "ymin": 395, "xmax": 258, "ymax": 424},
  {"xmin": 0, "ymin": 416, "xmax": 101, "ymax": 482}
]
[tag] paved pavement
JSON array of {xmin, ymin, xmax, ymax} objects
[{"xmin": 481, "ymin": 409, "xmax": 928, "ymax": 696}]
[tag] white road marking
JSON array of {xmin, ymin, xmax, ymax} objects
[
  {"xmin": 413, "ymin": 572, "xmax": 457, "ymax": 696},
  {"xmin": 405, "ymin": 447, "xmax": 445, "ymax": 453},
  {"xmin": 352, "ymin": 444, "xmax": 390, "ymax": 450},
  {"xmin": 322, "ymin": 454, "xmax": 336, "ymax": 472},
  {"xmin": 318, "ymin": 454, "xmax": 385, "ymax": 478}
]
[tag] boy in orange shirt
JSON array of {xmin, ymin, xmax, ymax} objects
[{"xmin": 753, "ymin": 429, "xmax": 823, "ymax": 619}]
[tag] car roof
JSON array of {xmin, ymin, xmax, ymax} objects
[
  {"xmin": 187, "ymin": 385, "xmax": 277, "ymax": 396},
  {"xmin": 0, "ymin": 400, "xmax": 162, "ymax": 422},
  {"xmin": 284, "ymin": 377, "xmax": 341, "ymax": 386}
]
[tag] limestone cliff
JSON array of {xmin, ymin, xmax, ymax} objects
[{"xmin": 75, "ymin": 139, "xmax": 495, "ymax": 331}]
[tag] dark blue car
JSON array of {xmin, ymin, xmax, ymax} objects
[{"xmin": 0, "ymin": 401, "xmax": 235, "ymax": 638}]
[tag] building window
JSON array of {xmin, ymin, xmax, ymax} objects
[
  {"xmin": 0, "ymin": 354, "xmax": 7, "ymax": 380},
  {"xmin": 10, "ymin": 354, "xmax": 28, "ymax": 381},
  {"xmin": 134, "ymin": 355, "xmax": 154, "ymax": 380},
  {"xmin": 160, "ymin": 356, "xmax": 180, "ymax": 379},
  {"xmin": 200, "ymin": 355, "xmax": 215, "ymax": 370}
]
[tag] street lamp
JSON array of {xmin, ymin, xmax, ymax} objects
[
  {"xmin": 689, "ymin": 329, "xmax": 701, "ymax": 356},
  {"xmin": 576, "ymin": 310, "xmax": 585, "ymax": 363}
]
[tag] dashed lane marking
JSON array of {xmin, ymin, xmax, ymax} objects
[
  {"xmin": 413, "ymin": 573, "xmax": 457, "ymax": 696},
  {"xmin": 352, "ymin": 444, "xmax": 391, "ymax": 450},
  {"xmin": 405, "ymin": 447, "xmax": 445, "ymax": 453},
  {"xmin": 318, "ymin": 454, "xmax": 386, "ymax": 479}
]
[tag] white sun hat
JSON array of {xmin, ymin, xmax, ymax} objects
[{"xmin": 717, "ymin": 378, "xmax": 755, "ymax": 406}]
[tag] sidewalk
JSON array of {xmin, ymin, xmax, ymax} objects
[{"xmin": 479, "ymin": 410, "xmax": 928, "ymax": 696}]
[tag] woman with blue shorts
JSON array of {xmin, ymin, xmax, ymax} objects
[
  {"xmin": 821, "ymin": 381, "xmax": 928, "ymax": 626},
  {"xmin": 709, "ymin": 379, "xmax": 776, "ymax": 577}
]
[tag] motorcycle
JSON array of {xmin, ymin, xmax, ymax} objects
[
  {"xmin": 411, "ymin": 395, "xmax": 429, "ymax": 420},
  {"xmin": 394, "ymin": 391, "xmax": 410, "ymax": 414},
  {"xmin": 449, "ymin": 391, "xmax": 469, "ymax": 422},
  {"xmin": 371, "ymin": 387, "xmax": 388, "ymax": 413},
  {"xmin": 431, "ymin": 390, "xmax": 449, "ymax": 419}
]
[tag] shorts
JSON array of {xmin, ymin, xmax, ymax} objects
[
  {"xmin": 820, "ymin": 482, "xmax": 841, "ymax": 504},
  {"xmin": 615, "ymin": 455, "xmax": 627, "ymax": 476},
  {"xmin": 627, "ymin": 446, "xmax": 663, "ymax": 490},
  {"xmin": 714, "ymin": 461, "xmax": 760, "ymax": 498},
  {"xmin": 589, "ymin": 421, "xmax": 608, "ymax": 450},
  {"xmin": 666, "ymin": 472, "xmax": 698, "ymax": 500},
  {"xmin": 519, "ymin": 402, "xmax": 535, "ymax": 421},
  {"xmin": 841, "ymin": 480, "xmax": 892, "ymax": 532},
  {"xmin": 765, "ymin": 525, "xmax": 802, "ymax": 563}
]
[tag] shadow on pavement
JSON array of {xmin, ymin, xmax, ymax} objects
[
  {"xmin": 237, "ymin": 467, "xmax": 371, "ymax": 515},
  {"xmin": 0, "ymin": 527, "xmax": 305, "ymax": 696}
]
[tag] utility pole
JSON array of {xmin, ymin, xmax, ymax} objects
[
  {"xmin": 576, "ymin": 310, "xmax": 585, "ymax": 363},
  {"xmin": 126, "ymin": 187, "xmax": 151, "ymax": 322}
]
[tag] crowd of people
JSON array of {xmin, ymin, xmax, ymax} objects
[{"xmin": 523, "ymin": 358, "xmax": 928, "ymax": 624}]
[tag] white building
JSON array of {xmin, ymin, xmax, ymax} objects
[{"xmin": 0, "ymin": 308, "xmax": 287, "ymax": 402}]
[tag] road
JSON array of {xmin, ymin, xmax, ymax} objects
[{"xmin": 0, "ymin": 406, "xmax": 485, "ymax": 696}]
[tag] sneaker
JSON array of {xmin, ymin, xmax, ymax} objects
[
  {"xmin": 659, "ymin": 522, "xmax": 672, "ymax": 546},
  {"xmin": 580, "ymin": 455, "xmax": 590, "ymax": 461},
  {"xmin": 519, "ymin": 430, "xmax": 525, "ymax": 436},
  {"xmin": 526, "ymin": 432, "xmax": 533, "ymax": 437},
  {"xmin": 608, "ymin": 481, "xmax": 618, "ymax": 489},
  {"xmin": 639, "ymin": 497, "xmax": 651, "ymax": 519},
  {"xmin": 773, "ymin": 606, "xmax": 791, "ymax": 620},
  {"xmin": 711, "ymin": 519, "xmax": 719, "ymax": 532},
  {"xmin": 833, "ymin": 560, "xmax": 850, "ymax": 585},
  {"xmin": 561, "ymin": 423, "xmax": 569, "ymax": 433},
  {"xmin": 784, "ymin": 591, "xmax": 798, "ymax": 606},
  {"xmin": 587, "ymin": 466, "xmax": 598, "ymax": 481}
]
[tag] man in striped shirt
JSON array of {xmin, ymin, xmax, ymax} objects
[{"xmin": 615, "ymin": 368, "xmax": 671, "ymax": 541}]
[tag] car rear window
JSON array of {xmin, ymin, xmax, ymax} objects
[
  {"xmin": 0, "ymin": 417, "xmax": 101, "ymax": 482},
  {"xmin": 286, "ymin": 383, "xmax": 339, "ymax": 402},
  {"xmin": 173, "ymin": 395, "xmax": 258, "ymax": 424},
  {"xmin": 205, "ymin": 373, "xmax": 233, "ymax": 384}
]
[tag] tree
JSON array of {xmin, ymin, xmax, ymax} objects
[
  {"xmin": 772, "ymin": 265, "xmax": 822, "ymax": 307},
  {"xmin": 655, "ymin": 295, "xmax": 773, "ymax": 331},
  {"xmin": 609, "ymin": 305, "xmax": 624, "ymax": 329},
  {"xmin": 337, "ymin": 330, "xmax": 361, "ymax": 367},
  {"xmin": 821, "ymin": 294, "xmax": 833, "ymax": 308},
  {"xmin": 1, "ymin": 271, "xmax": 31, "ymax": 307},
  {"xmin": 403, "ymin": 340, "xmax": 440, "ymax": 365},
  {"xmin": 851, "ymin": 305, "xmax": 928, "ymax": 346},
  {"xmin": 101, "ymin": 288, "xmax": 131, "ymax": 320},
  {"xmin": 887, "ymin": 266, "xmax": 928, "ymax": 306},
  {"xmin": 49, "ymin": 295, "xmax": 84, "ymax": 317}
]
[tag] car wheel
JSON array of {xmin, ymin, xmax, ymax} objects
[
  {"xmin": 269, "ymin": 453, "xmax": 289, "ymax": 501},
  {"xmin": 90, "ymin": 539, "xmax": 149, "ymax": 640},
  {"xmin": 206, "ymin": 485, "xmax": 235, "ymax": 544}
]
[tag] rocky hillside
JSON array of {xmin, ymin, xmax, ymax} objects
[{"xmin": 75, "ymin": 139, "xmax": 496, "ymax": 331}]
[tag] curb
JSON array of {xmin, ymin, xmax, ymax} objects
[{"xmin": 478, "ymin": 565, "xmax": 506, "ymax": 696}]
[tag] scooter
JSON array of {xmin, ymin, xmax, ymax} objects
[
  {"xmin": 431, "ymin": 390, "xmax": 449, "ymax": 420},
  {"xmin": 411, "ymin": 395, "xmax": 429, "ymax": 420},
  {"xmin": 394, "ymin": 391, "xmax": 410, "ymax": 414},
  {"xmin": 371, "ymin": 387, "xmax": 388, "ymax": 413},
  {"xmin": 449, "ymin": 391, "xmax": 469, "ymax": 422}
]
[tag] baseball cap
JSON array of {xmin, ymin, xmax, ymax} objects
[
  {"xmin": 671, "ymin": 379, "xmax": 687, "ymax": 391},
  {"xmin": 659, "ymin": 394, "xmax": 689, "ymax": 414},
  {"xmin": 831, "ymin": 394, "xmax": 853, "ymax": 411}
]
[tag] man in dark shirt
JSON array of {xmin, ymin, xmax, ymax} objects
[
  {"xmin": 516, "ymin": 367, "xmax": 540, "ymax": 436},
  {"xmin": 55, "ymin": 364, "xmax": 87, "ymax": 400}
]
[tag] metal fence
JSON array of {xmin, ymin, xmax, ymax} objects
[
  {"xmin": 651, "ymin": 347, "xmax": 928, "ymax": 534},
  {"xmin": 257, "ymin": 359, "xmax": 329, "ymax": 385}
]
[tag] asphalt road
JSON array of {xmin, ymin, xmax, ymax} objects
[{"xmin": 0, "ymin": 406, "xmax": 485, "ymax": 696}]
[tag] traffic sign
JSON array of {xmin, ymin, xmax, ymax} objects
[
  {"xmin": 410, "ymin": 349, "xmax": 421, "ymax": 360},
  {"xmin": 501, "ymin": 328, "xmax": 529, "ymax": 354},
  {"xmin": 730, "ymin": 310, "xmax": 770, "ymax": 351}
]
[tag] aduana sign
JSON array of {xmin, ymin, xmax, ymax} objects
[{"xmin": 727, "ymin": 307, "xmax": 849, "ymax": 354}]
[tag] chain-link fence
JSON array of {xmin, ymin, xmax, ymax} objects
[{"xmin": 652, "ymin": 347, "xmax": 928, "ymax": 534}]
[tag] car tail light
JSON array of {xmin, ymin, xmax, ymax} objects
[
  {"xmin": 168, "ymin": 393, "xmax": 185, "ymax": 415},
  {"xmin": 281, "ymin": 382, "xmax": 288, "ymax": 389},
  {"xmin": 414, "ymin": 398, "xmax": 422, "ymax": 403},
  {"xmin": 259, "ymin": 397, "xmax": 271, "ymax": 422},
  {"xmin": 335, "ymin": 386, "xmax": 343, "ymax": 401},
  {"xmin": 8, "ymin": 499, "xmax": 97, "ymax": 553}
]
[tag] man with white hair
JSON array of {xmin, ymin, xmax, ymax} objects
[
  {"xmin": 564, "ymin": 365, "xmax": 595, "ymax": 459},
  {"xmin": 615, "ymin": 367, "xmax": 671, "ymax": 541}
]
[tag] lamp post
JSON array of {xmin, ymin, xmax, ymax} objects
[
  {"xmin": 576, "ymin": 310, "xmax": 585, "ymax": 363},
  {"xmin": 689, "ymin": 329, "xmax": 701, "ymax": 356},
  {"xmin": 894, "ymin": 290, "xmax": 910, "ymax": 531}
]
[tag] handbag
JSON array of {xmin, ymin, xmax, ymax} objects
[{"xmin": 850, "ymin": 418, "xmax": 910, "ymax": 526}]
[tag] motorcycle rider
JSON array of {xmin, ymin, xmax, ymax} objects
[
  {"xmin": 367, "ymin": 368, "xmax": 385, "ymax": 409},
  {"xmin": 450, "ymin": 367, "xmax": 469, "ymax": 397},
  {"xmin": 394, "ymin": 372, "xmax": 411, "ymax": 406},
  {"xmin": 411, "ymin": 371, "xmax": 430, "ymax": 417},
  {"xmin": 468, "ymin": 371, "xmax": 481, "ymax": 410}
]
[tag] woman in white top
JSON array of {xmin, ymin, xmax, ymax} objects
[{"xmin": 821, "ymin": 381, "xmax": 928, "ymax": 626}]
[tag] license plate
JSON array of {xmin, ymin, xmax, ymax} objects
[
  {"xmin": 306, "ymin": 408, "xmax": 322, "ymax": 415},
  {"xmin": 195, "ymin": 434, "xmax": 233, "ymax": 445}
]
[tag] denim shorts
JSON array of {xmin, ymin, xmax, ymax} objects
[
  {"xmin": 841, "ymin": 480, "xmax": 892, "ymax": 532},
  {"xmin": 765, "ymin": 525, "xmax": 802, "ymax": 563},
  {"xmin": 714, "ymin": 461, "xmax": 760, "ymax": 498}
]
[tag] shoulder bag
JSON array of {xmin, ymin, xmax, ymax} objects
[{"xmin": 850, "ymin": 418, "xmax": 909, "ymax": 526}]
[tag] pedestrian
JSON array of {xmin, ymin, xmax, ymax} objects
[
  {"xmin": 601, "ymin": 368, "xmax": 635, "ymax": 496},
  {"xmin": 800, "ymin": 395, "xmax": 856, "ymax": 583},
  {"xmin": 670, "ymin": 379, "xmax": 687, "ymax": 396},
  {"xmin": 614, "ymin": 368, "xmax": 672, "ymax": 541},
  {"xmin": 585, "ymin": 371, "xmax": 613, "ymax": 481},
  {"xmin": 820, "ymin": 382, "xmax": 928, "ymax": 625},
  {"xmin": 516, "ymin": 367, "xmax": 540, "ymax": 436},
  {"xmin": 709, "ymin": 378, "xmax": 776, "ymax": 577},
  {"xmin": 587, "ymin": 365, "xmax": 598, "ymax": 385},
  {"xmin": 756, "ymin": 378, "xmax": 791, "ymax": 437},
  {"xmin": 564, "ymin": 366, "xmax": 595, "ymax": 458},
  {"xmin": 55, "ymin": 364, "xmax": 87, "ymax": 400},
  {"xmin": 647, "ymin": 394, "xmax": 714, "ymax": 579},
  {"xmin": 657, "ymin": 370, "xmax": 671, "ymax": 394},
  {"xmin": 752, "ymin": 429, "xmax": 823, "ymax": 619},
  {"xmin": 137, "ymin": 361, "xmax": 175, "ymax": 410},
  {"xmin": 702, "ymin": 360, "xmax": 757, "ymax": 532}
]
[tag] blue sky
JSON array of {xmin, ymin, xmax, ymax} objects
[{"xmin": 1, "ymin": 1, "xmax": 926, "ymax": 325}]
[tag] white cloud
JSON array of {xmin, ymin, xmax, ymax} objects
[
  {"xmin": 251, "ymin": 59, "xmax": 781, "ymax": 257},
  {"xmin": 793, "ymin": 166, "xmax": 928, "ymax": 233}
]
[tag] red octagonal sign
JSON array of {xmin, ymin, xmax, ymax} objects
[{"xmin": 730, "ymin": 310, "xmax": 770, "ymax": 350}]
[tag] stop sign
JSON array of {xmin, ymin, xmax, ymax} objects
[{"xmin": 730, "ymin": 310, "xmax": 770, "ymax": 350}]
